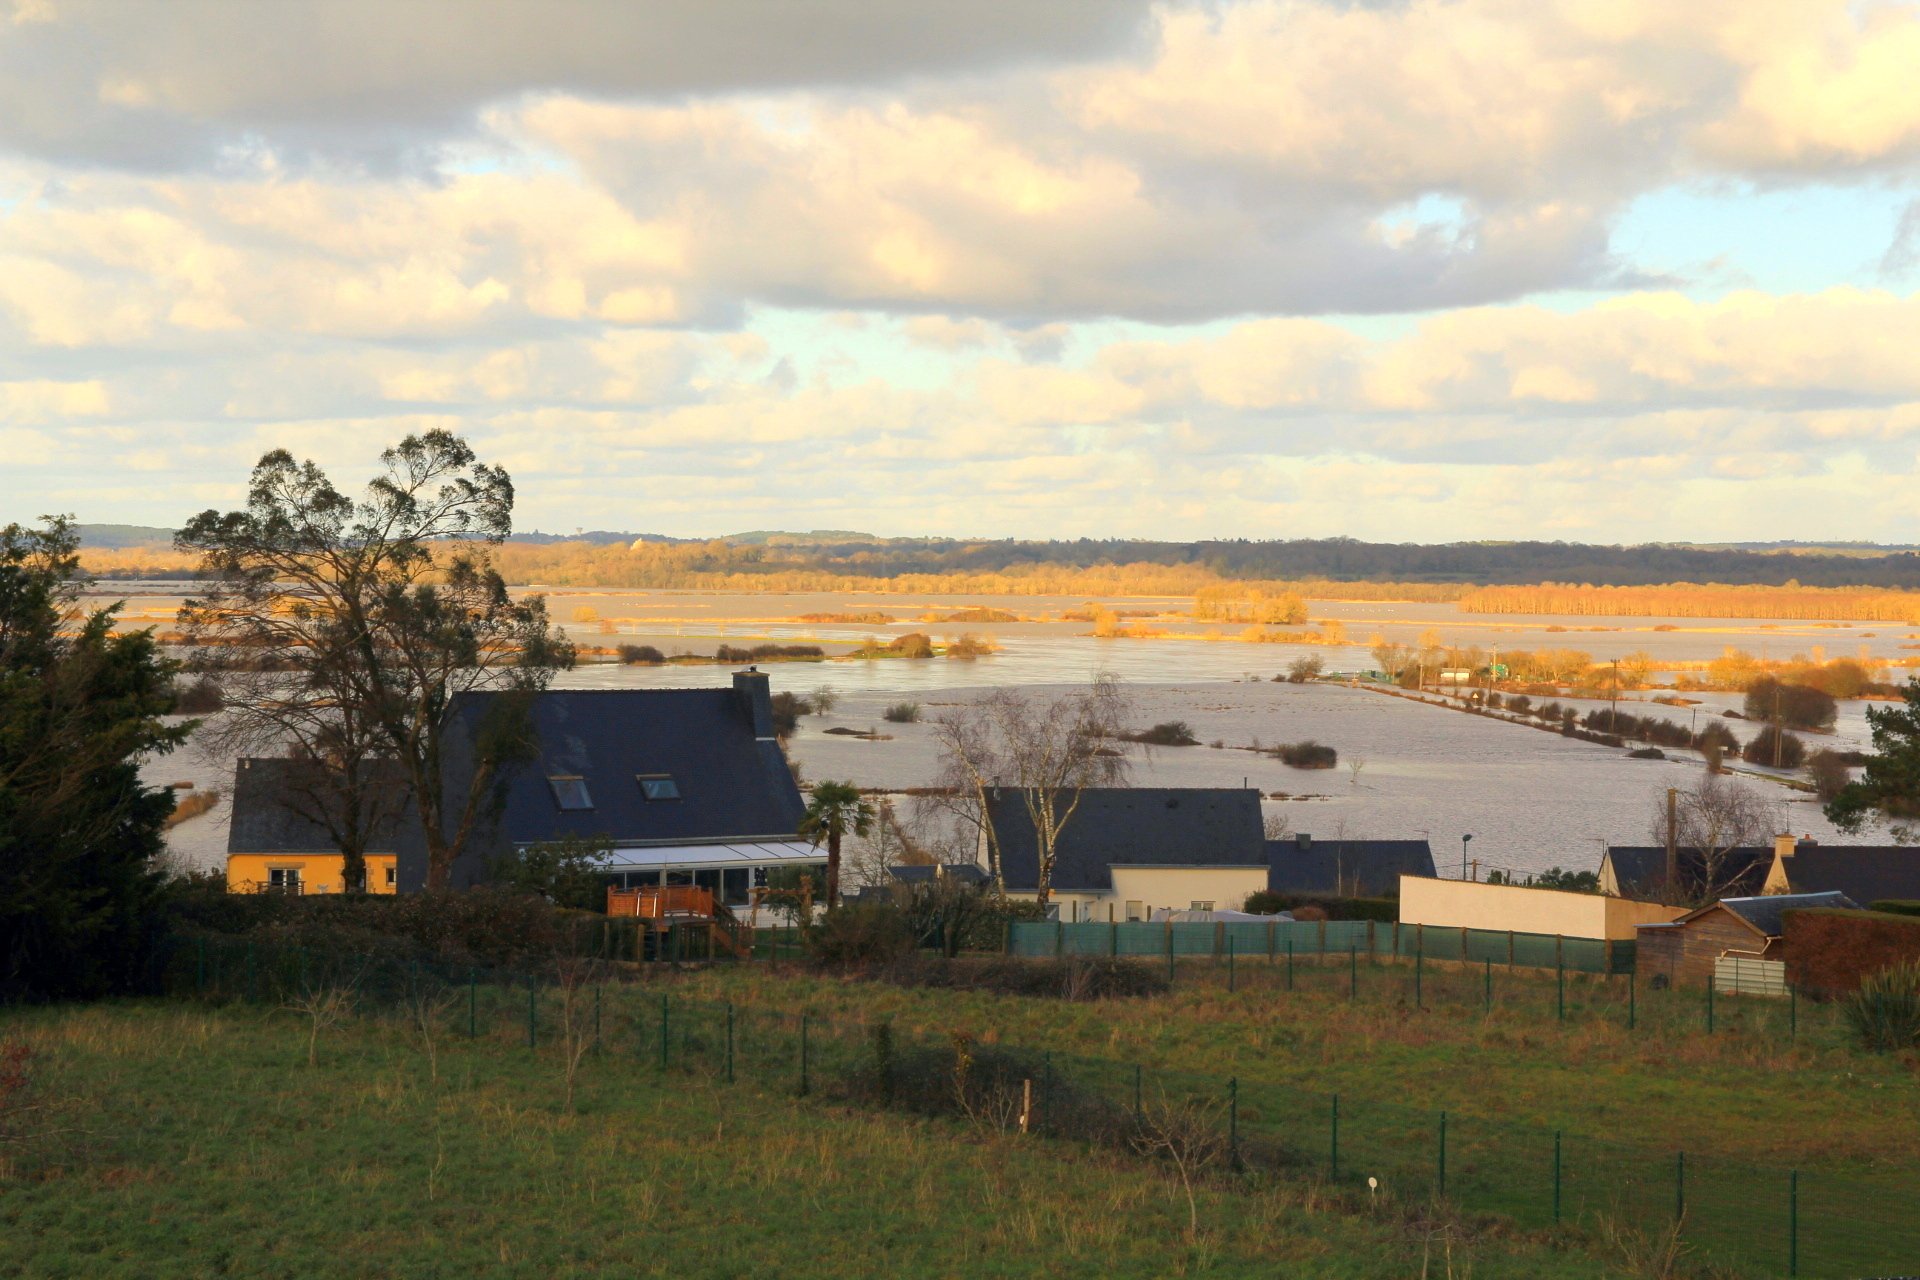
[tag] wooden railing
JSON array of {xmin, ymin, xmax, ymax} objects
[{"xmin": 607, "ymin": 885, "xmax": 716, "ymax": 921}]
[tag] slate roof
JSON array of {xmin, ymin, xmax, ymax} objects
[
  {"xmin": 1603, "ymin": 845, "xmax": 1774, "ymax": 901},
  {"xmin": 888, "ymin": 863, "xmax": 989, "ymax": 885},
  {"xmin": 227, "ymin": 757, "xmax": 407, "ymax": 856},
  {"xmin": 1779, "ymin": 844, "xmax": 1920, "ymax": 906},
  {"xmin": 399, "ymin": 673, "xmax": 805, "ymax": 890},
  {"xmin": 989, "ymin": 787, "xmax": 1267, "ymax": 893},
  {"xmin": 1266, "ymin": 835, "xmax": 1436, "ymax": 897},
  {"xmin": 1715, "ymin": 891, "xmax": 1861, "ymax": 937}
]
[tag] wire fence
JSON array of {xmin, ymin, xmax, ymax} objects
[{"xmin": 160, "ymin": 933, "xmax": 1919, "ymax": 1279}]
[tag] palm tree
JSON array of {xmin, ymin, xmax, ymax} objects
[{"xmin": 798, "ymin": 780, "xmax": 874, "ymax": 911}]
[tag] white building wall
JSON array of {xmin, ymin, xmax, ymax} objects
[{"xmin": 1021, "ymin": 866, "xmax": 1268, "ymax": 921}]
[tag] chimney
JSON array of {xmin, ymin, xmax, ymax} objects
[
  {"xmin": 1295, "ymin": 833, "xmax": 1311, "ymax": 850},
  {"xmin": 732, "ymin": 668, "xmax": 774, "ymax": 740}
]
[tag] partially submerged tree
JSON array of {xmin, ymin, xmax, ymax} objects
[
  {"xmin": 1827, "ymin": 677, "xmax": 1920, "ymax": 839},
  {"xmin": 1, "ymin": 517, "xmax": 187, "ymax": 1001},
  {"xmin": 176, "ymin": 431, "xmax": 574, "ymax": 891},
  {"xmin": 799, "ymin": 780, "xmax": 875, "ymax": 910}
]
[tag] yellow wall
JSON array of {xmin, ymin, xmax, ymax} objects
[
  {"xmin": 1016, "ymin": 866, "xmax": 1268, "ymax": 921},
  {"xmin": 227, "ymin": 853, "xmax": 398, "ymax": 895},
  {"xmin": 1398, "ymin": 875, "xmax": 1681, "ymax": 940}
]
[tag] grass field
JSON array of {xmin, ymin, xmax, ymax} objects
[{"xmin": 0, "ymin": 1002, "xmax": 1646, "ymax": 1280}]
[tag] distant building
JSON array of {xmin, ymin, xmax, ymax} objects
[
  {"xmin": 1635, "ymin": 891, "xmax": 1862, "ymax": 987},
  {"xmin": 1398, "ymin": 874, "xmax": 1681, "ymax": 941},
  {"xmin": 1599, "ymin": 843, "xmax": 1774, "ymax": 902},
  {"xmin": 1763, "ymin": 837, "xmax": 1920, "ymax": 905},
  {"xmin": 987, "ymin": 787, "xmax": 1431, "ymax": 919},
  {"xmin": 225, "ymin": 757, "xmax": 404, "ymax": 895}
]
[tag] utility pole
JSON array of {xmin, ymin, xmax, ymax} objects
[
  {"xmin": 1460, "ymin": 833, "xmax": 1473, "ymax": 880},
  {"xmin": 1610, "ymin": 658, "xmax": 1620, "ymax": 732},
  {"xmin": 1665, "ymin": 787, "xmax": 1679, "ymax": 906},
  {"xmin": 1773, "ymin": 683, "xmax": 1784, "ymax": 769}
]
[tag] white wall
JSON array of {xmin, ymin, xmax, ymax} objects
[
  {"xmin": 1398, "ymin": 875, "xmax": 1682, "ymax": 940},
  {"xmin": 1026, "ymin": 866, "xmax": 1268, "ymax": 921}
]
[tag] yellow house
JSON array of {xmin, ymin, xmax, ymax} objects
[
  {"xmin": 224, "ymin": 757, "xmax": 402, "ymax": 895},
  {"xmin": 226, "ymin": 853, "xmax": 398, "ymax": 895}
]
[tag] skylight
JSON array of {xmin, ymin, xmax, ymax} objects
[
  {"xmin": 548, "ymin": 776, "xmax": 594, "ymax": 811},
  {"xmin": 638, "ymin": 774, "xmax": 680, "ymax": 801}
]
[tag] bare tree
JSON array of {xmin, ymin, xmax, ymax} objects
[
  {"xmin": 286, "ymin": 980, "xmax": 357, "ymax": 1068},
  {"xmin": 1261, "ymin": 810, "xmax": 1292, "ymax": 842},
  {"xmin": 935, "ymin": 678, "xmax": 1131, "ymax": 904},
  {"xmin": 1131, "ymin": 1092, "xmax": 1230, "ymax": 1241},
  {"xmin": 551, "ymin": 957, "xmax": 603, "ymax": 1112},
  {"xmin": 1647, "ymin": 772, "xmax": 1784, "ymax": 904},
  {"xmin": 929, "ymin": 700, "xmax": 1007, "ymax": 882},
  {"xmin": 399, "ymin": 969, "xmax": 462, "ymax": 1082}
]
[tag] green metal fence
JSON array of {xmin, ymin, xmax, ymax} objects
[{"xmin": 1011, "ymin": 919, "xmax": 1633, "ymax": 974}]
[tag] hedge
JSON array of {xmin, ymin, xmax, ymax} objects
[
  {"xmin": 1783, "ymin": 907, "xmax": 1920, "ymax": 994},
  {"xmin": 1242, "ymin": 890, "xmax": 1398, "ymax": 922},
  {"xmin": 1869, "ymin": 900, "xmax": 1920, "ymax": 918}
]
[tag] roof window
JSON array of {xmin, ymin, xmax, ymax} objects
[
  {"xmin": 637, "ymin": 774, "xmax": 680, "ymax": 801},
  {"xmin": 548, "ymin": 776, "xmax": 594, "ymax": 811}
]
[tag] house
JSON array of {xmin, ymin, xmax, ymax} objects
[
  {"xmin": 990, "ymin": 787, "xmax": 1269, "ymax": 921},
  {"xmin": 1599, "ymin": 843, "xmax": 1775, "ymax": 902},
  {"xmin": 1635, "ymin": 891, "xmax": 1862, "ymax": 987},
  {"xmin": 397, "ymin": 672, "xmax": 815, "ymax": 917},
  {"xmin": 225, "ymin": 757, "xmax": 404, "ymax": 895},
  {"xmin": 1398, "ymin": 874, "xmax": 1681, "ymax": 941},
  {"xmin": 850, "ymin": 862, "xmax": 989, "ymax": 905},
  {"xmin": 1762, "ymin": 836, "xmax": 1920, "ymax": 905},
  {"xmin": 1268, "ymin": 833, "xmax": 1435, "ymax": 897}
]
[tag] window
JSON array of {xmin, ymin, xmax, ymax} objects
[
  {"xmin": 637, "ymin": 774, "xmax": 680, "ymax": 801},
  {"xmin": 384, "ymin": 866, "xmax": 397, "ymax": 888},
  {"xmin": 1189, "ymin": 900, "xmax": 1214, "ymax": 912},
  {"xmin": 1125, "ymin": 900, "xmax": 1144, "ymax": 922},
  {"xmin": 268, "ymin": 866, "xmax": 303, "ymax": 894},
  {"xmin": 548, "ymin": 775, "xmax": 593, "ymax": 811}
]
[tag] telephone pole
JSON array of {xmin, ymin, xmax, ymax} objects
[{"xmin": 1665, "ymin": 787, "xmax": 1679, "ymax": 906}]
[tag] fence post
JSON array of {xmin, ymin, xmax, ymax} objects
[
  {"xmin": 659, "ymin": 994, "xmax": 669, "ymax": 1071},
  {"xmin": 1268, "ymin": 919, "xmax": 1276, "ymax": 962},
  {"xmin": 1436, "ymin": 1110, "xmax": 1446, "ymax": 1196},
  {"xmin": 1706, "ymin": 979, "xmax": 1715, "ymax": 1034},
  {"xmin": 1228, "ymin": 1077, "xmax": 1239, "ymax": 1170},
  {"xmin": 1330, "ymin": 1093, "xmax": 1340, "ymax": 1178},
  {"xmin": 1508, "ymin": 929, "xmax": 1515, "ymax": 965},
  {"xmin": 1675, "ymin": 1150, "xmax": 1686, "ymax": 1223},
  {"xmin": 1789, "ymin": 983, "xmax": 1797, "ymax": 1041},
  {"xmin": 1483, "ymin": 958, "xmax": 1491, "ymax": 1012},
  {"xmin": 1004, "ymin": 918, "xmax": 1012, "ymax": 955},
  {"xmin": 799, "ymin": 1013, "xmax": 810, "ymax": 1096},
  {"xmin": 725, "ymin": 1002, "xmax": 735, "ymax": 1084},
  {"xmin": 527, "ymin": 973, "xmax": 537, "ymax": 1049},
  {"xmin": 1110, "ymin": 920, "xmax": 1117, "ymax": 957},
  {"xmin": 1349, "ymin": 945, "xmax": 1357, "ymax": 1001},
  {"xmin": 1789, "ymin": 1169, "xmax": 1798, "ymax": 1277},
  {"xmin": 1166, "ymin": 923, "xmax": 1175, "ymax": 985},
  {"xmin": 1629, "ymin": 968, "xmax": 1636, "ymax": 1031},
  {"xmin": 1056, "ymin": 919, "xmax": 1064, "ymax": 957},
  {"xmin": 1556, "ymin": 953, "xmax": 1565, "ymax": 1022},
  {"xmin": 1553, "ymin": 1130, "xmax": 1562, "ymax": 1223},
  {"xmin": 1415, "ymin": 947, "xmax": 1423, "ymax": 1007},
  {"xmin": 468, "ymin": 969, "xmax": 477, "ymax": 1038},
  {"xmin": 1287, "ymin": 939, "xmax": 1294, "ymax": 991},
  {"xmin": 1227, "ymin": 937, "xmax": 1236, "ymax": 993}
]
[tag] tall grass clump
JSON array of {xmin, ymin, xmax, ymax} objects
[
  {"xmin": 882, "ymin": 702, "xmax": 922, "ymax": 724},
  {"xmin": 1845, "ymin": 961, "xmax": 1920, "ymax": 1053},
  {"xmin": 1274, "ymin": 740, "xmax": 1337, "ymax": 769}
]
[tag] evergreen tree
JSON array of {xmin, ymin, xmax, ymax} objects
[
  {"xmin": 1826, "ymin": 677, "xmax": 1920, "ymax": 837},
  {"xmin": 1, "ymin": 517, "xmax": 187, "ymax": 1001}
]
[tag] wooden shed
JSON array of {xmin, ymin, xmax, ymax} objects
[{"xmin": 1635, "ymin": 891, "xmax": 1859, "ymax": 988}]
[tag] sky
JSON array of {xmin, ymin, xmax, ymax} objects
[{"xmin": 4, "ymin": 0, "xmax": 1920, "ymax": 544}]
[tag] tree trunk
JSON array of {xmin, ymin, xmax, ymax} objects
[{"xmin": 825, "ymin": 829, "xmax": 842, "ymax": 910}]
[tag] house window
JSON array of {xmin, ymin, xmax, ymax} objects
[
  {"xmin": 548, "ymin": 776, "xmax": 594, "ymax": 811},
  {"xmin": 268, "ymin": 866, "xmax": 303, "ymax": 894},
  {"xmin": 1189, "ymin": 900, "xmax": 1214, "ymax": 912},
  {"xmin": 1125, "ymin": 900, "xmax": 1144, "ymax": 922},
  {"xmin": 384, "ymin": 865, "xmax": 397, "ymax": 888},
  {"xmin": 637, "ymin": 774, "xmax": 680, "ymax": 801}
]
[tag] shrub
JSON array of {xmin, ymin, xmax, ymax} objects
[
  {"xmin": 1627, "ymin": 747, "xmax": 1665, "ymax": 760},
  {"xmin": 1284, "ymin": 655, "xmax": 1325, "ymax": 683},
  {"xmin": 944, "ymin": 633, "xmax": 997, "ymax": 659},
  {"xmin": 770, "ymin": 691, "xmax": 812, "ymax": 737},
  {"xmin": 1126, "ymin": 721, "xmax": 1198, "ymax": 747},
  {"xmin": 883, "ymin": 702, "xmax": 922, "ymax": 724},
  {"xmin": 162, "ymin": 788, "xmax": 220, "ymax": 829},
  {"xmin": 1273, "ymin": 740, "xmax": 1337, "ymax": 769},
  {"xmin": 171, "ymin": 676, "xmax": 225, "ymax": 714},
  {"xmin": 1805, "ymin": 749, "xmax": 1852, "ymax": 802},
  {"xmin": 940, "ymin": 607, "xmax": 1017, "ymax": 623},
  {"xmin": 1241, "ymin": 890, "xmax": 1395, "ymax": 921},
  {"xmin": 1744, "ymin": 677, "xmax": 1837, "ymax": 731},
  {"xmin": 1743, "ymin": 726, "xmax": 1807, "ymax": 769},
  {"xmin": 616, "ymin": 644, "xmax": 665, "ymax": 665},
  {"xmin": 805, "ymin": 901, "xmax": 917, "ymax": 968},
  {"xmin": 1783, "ymin": 906, "xmax": 1920, "ymax": 994},
  {"xmin": 1844, "ymin": 961, "xmax": 1920, "ymax": 1053},
  {"xmin": 716, "ymin": 643, "xmax": 824, "ymax": 663},
  {"xmin": 1871, "ymin": 901, "xmax": 1920, "ymax": 918}
]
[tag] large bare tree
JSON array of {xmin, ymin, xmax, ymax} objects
[
  {"xmin": 933, "ymin": 677, "xmax": 1132, "ymax": 904},
  {"xmin": 176, "ymin": 431, "xmax": 574, "ymax": 891},
  {"xmin": 1646, "ymin": 772, "xmax": 1783, "ymax": 905}
]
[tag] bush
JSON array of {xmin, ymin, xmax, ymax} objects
[
  {"xmin": 883, "ymin": 702, "xmax": 922, "ymax": 724},
  {"xmin": 1783, "ymin": 907, "xmax": 1920, "ymax": 994},
  {"xmin": 1284, "ymin": 655, "xmax": 1325, "ymax": 683},
  {"xmin": 770, "ymin": 690, "xmax": 812, "ymax": 737},
  {"xmin": 1844, "ymin": 961, "xmax": 1920, "ymax": 1053},
  {"xmin": 715, "ymin": 643, "xmax": 824, "ymax": 663},
  {"xmin": 1626, "ymin": 747, "xmax": 1665, "ymax": 760},
  {"xmin": 898, "ymin": 884, "xmax": 1045, "ymax": 954},
  {"xmin": 805, "ymin": 901, "xmax": 917, "ymax": 967},
  {"xmin": 1744, "ymin": 677, "xmax": 1837, "ymax": 731},
  {"xmin": 1743, "ymin": 726, "xmax": 1807, "ymax": 768},
  {"xmin": 1273, "ymin": 740, "xmax": 1337, "ymax": 769},
  {"xmin": 171, "ymin": 676, "xmax": 226, "ymax": 714},
  {"xmin": 890, "ymin": 633, "xmax": 935, "ymax": 659},
  {"xmin": 1870, "ymin": 901, "xmax": 1920, "ymax": 918},
  {"xmin": 1241, "ymin": 890, "xmax": 1396, "ymax": 921},
  {"xmin": 1692, "ymin": 721, "xmax": 1740, "ymax": 755},
  {"xmin": 1125, "ymin": 721, "xmax": 1198, "ymax": 746},
  {"xmin": 944, "ymin": 634, "xmax": 997, "ymax": 659},
  {"xmin": 616, "ymin": 644, "xmax": 665, "ymax": 665}
]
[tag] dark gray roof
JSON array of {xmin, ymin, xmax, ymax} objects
[
  {"xmin": 227, "ymin": 757, "xmax": 406, "ymax": 856},
  {"xmin": 989, "ymin": 787, "xmax": 1266, "ymax": 893},
  {"xmin": 402, "ymin": 673, "xmax": 805, "ymax": 890},
  {"xmin": 1266, "ymin": 836, "xmax": 1435, "ymax": 897},
  {"xmin": 1780, "ymin": 844, "xmax": 1920, "ymax": 905},
  {"xmin": 1603, "ymin": 845, "xmax": 1774, "ymax": 901},
  {"xmin": 1717, "ymin": 891, "xmax": 1861, "ymax": 936}
]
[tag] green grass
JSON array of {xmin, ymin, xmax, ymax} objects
[{"xmin": 1, "ymin": 1002, "xmax": 1625, "ymax": 1280}]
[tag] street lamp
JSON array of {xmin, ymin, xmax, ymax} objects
[{"xmin": 1460, "ymin": 833, "xmax": 1473, "ymax": 880}]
